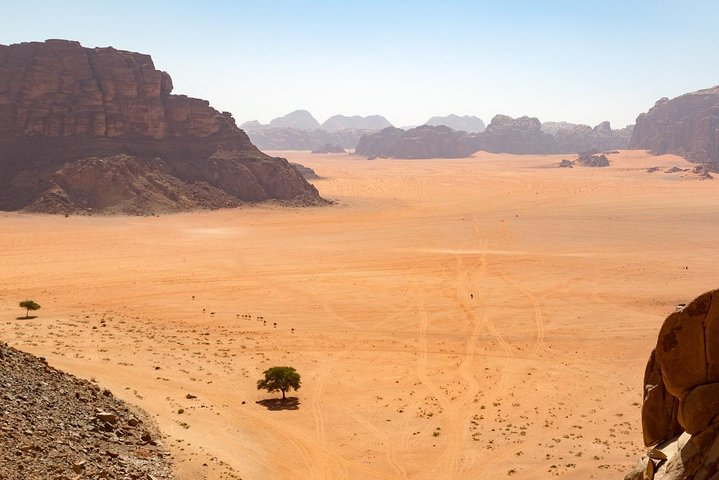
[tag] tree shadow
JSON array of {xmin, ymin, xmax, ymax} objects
[
  {"xmin": 256, "ymin": 397, "xmax": 300, "ymax": 411},
  {"xmin": 15, "ymin": 316, "xmax": 38, "ymax": 320}
]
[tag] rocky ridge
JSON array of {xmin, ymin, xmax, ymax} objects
[
  {"xmin": 355, "ymin": 125, "xmax": 476, "ymax": 159},
  {"xmin": 0, "ymin": 341, "xmax": 171, "ymax": 479},
  {"xmin": 625, "ymin": 289, "xmax": 719, "ymax": 480},
  {"xmin": 630, "ymin": 86, "xmax": 719, "ymax": 167},
  {"xmin": 552, "ymin": 121, "xmax": 633, "ymax": 154},
  {"xmin": 0, "ymin": 40, "xmax": 323, "ymax": 214}
]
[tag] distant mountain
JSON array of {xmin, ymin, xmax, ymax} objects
[
  {"xmin": 268, "ymin": 110, "xmax": 322, "ymax": 130},
  {"xmin": 631, "ymin": 85, "xmax": 719, "ymax": 166},
  {"xmin": 355, "ymin": 126, "xmax": 476, "ymax": 159},
  {"xmin": 424, "ymin": 114, "xmax": 486, "ymax": 133},
  {"xmin": 477, "ymin": 115, "xmax": 557, "ymax": 154},
  {"xmin": 322, "ymin": 115, "xmax": 392, "ymax": 132}
]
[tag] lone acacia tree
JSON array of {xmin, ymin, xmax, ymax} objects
[
  {"xmin": 257, "ymin": 366, "xmax": 301, "ymax": 400},
  {"xmin": 19, "ymin": 300, "xmax": 41, "ymax": 318}
]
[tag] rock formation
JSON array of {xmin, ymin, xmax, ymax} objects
[
  {"xmin": 625, "ymin": 289, "xmax": 719, "ymax": 480},
  {"xmin": 268, "ymin": 109, "xmax": 322, "ymax": 130},
  {"xmin": 476, "ymin": 115, "xmax": 558, "ymax": 154},
  {"xmin": 0, "ymin": 40, "xmax": 323, "ymax": 214},
  {"xmin": 424, "ymin": 114, "xmax": 486, "ymax": 133},
  {"xmin": 552, "ymin": 121, "xmax": 633, "ymax": 154},
  {"xmin": 355, "ymin": 125, "xmax": 476, "ymax": 159},
  {"xmin": 311, "ymin": 143, "xmax": 345, "ymax": 154},
  {"xmin": 0, "ymin": 341, "xmax": 172, "ymax": 479},
  {"xmin": 630, "ymin": 86, "xmax": 719, "ymax": 167},
  {"xmin": 321, "ymin": 114, "xmax": 392, "ymax": 132}
]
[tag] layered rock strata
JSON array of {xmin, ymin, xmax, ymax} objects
[{"xmin": 0, "ymin": 40, "xmax": 323, "ymax": 214}]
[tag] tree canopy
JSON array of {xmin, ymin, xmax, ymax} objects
[
  {"xmin": 257, "ymin": 366, "xmax": 301, "ymax": 400},
  {"xmin": 19, "ymin": 300, "xmax": 41, "ymax": 318}
]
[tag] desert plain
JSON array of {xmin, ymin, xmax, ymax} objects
[{"xmin": 1, "ymin": 150, "xmax": 717, "ymax": 479}]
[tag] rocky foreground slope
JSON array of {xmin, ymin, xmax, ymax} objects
[
  {"xmin": 631, "ymin": 86, "xmax": 719, "ymax": 167},
  {"xmin": 625, "ymin": 288, "xmax": 719, "ymax": 479},
  {"xmin": 0, "ymin": 40, "xmax": 323, "ymax": 214},
  {"xmin": 0, "ymin": 341, "xmax": 171, "ymax": 479}
]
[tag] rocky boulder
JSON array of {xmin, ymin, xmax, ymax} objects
[
  {"xmin": 630, "ymin": 86, "xmax": 719, "ymax": 167},
  {"xmin": 625, "ymin": 288, "xmax": 719, "ymax": 480},
  {"xmin": 355, "ymin": 125, "xmax": 476, "ymax": 159},
  {"xmin": 0, "ymin": 40, "xmax": 323, "ymax": 214}
]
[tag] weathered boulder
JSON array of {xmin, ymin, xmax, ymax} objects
[
  {"xmin": 655, "ymin": 290, "xmax": 718, "ymax": 399},
  {"xmin": 627, "ymin": 288, "xmax": 719, "ymax": 479},
  {"xmin": 0, "ymin": 40, "xmax": 324, "ymax": 214},
  {"xmin": 642, "ymin": 350, "xmax": 682, "ymax": 447},
  {"xmin": 630, "ymin": 86, "xmax": 719, "ymax": 167}
]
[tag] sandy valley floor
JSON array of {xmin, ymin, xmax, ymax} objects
[{"xmin": 1, "ymin": 150, "xmax": 718, "ymax": 479}]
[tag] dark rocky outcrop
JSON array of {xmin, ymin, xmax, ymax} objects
[
  {"xmin": 311, "ymin": 143, "xmax": 345, "ymax": 154},
  {"xmin": 267, "ymin": 109, "xmax": 321, "ymax": 130},
  {"xmin": 625, "ymin": 289, "xmax": 719, "ymax": 480},
  {"xmin": 552, "ymin": 121, "xmax": 633, "ymax": 154},
  {"xmin": 630, "ymin": 86, "xmax": 719, "ymax": 167},
  {"xmin": 355, "ymin": 125, "xmax": 475, "ymax": 159},
  {"xmin": 0, "ymin": 341, "xmax": 172, "ymax": 479},
  {"xmin": 424, "ymin": 114, "xmax": 486, "ymax": 133},
  {"xmin": 0, "ymin": 40, "xmax": 323, "ymax": 214},
  {"xmin": 321, "ymin": 114, "xmax": 391, "ymax": 132},
  {"xmin": 476, "ymin": 115, "xmax": 558, "ymax": 154}
]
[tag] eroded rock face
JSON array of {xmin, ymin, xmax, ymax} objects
[
  {"xmin": 355, "ymin": 125, "xmax": 476, "ymax": 159},
  {"xmin": 424, "ymin": 114, "xmax": 486, "ymax": 133},
  {"xmin": 0, "ymin": 40, "xmax": 323, "ymax": 214},
  {"xmin": 477, "ymin": 115, "xmax": 558, "ymax": 155},
  {"xmin": 552, "ymin": 121, "xmax": 633, "ymax": 154},
  {"xmin": 626, "ymin": 288, "xmax": 719, "ymax": 480},
  {"xmin": 630, "ymin": 86, "xmax": 719, "ymax": 167}
]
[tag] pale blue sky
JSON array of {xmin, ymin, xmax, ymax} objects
[{"xmin": 3, "ymin": 1, "xmax": 718, "ymax": 128}]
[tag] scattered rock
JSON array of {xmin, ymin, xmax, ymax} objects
[
  {"xmin": 575, "ymin": 152, "xmax": 610, "ymax": 167},
  {"xmin": 558, "ymin": 159, "xmax": 574, "ymax": 168},
  {"xmin": 0, "ymin": 341, "xmax": 171, "ymax": 479}
]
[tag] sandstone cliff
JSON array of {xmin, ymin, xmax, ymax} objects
[
  {"xmin": 625, "ymin": 289, "xmax": 719, "ymax": 480},
  {"xmin": 630, "ymin": 86, "xmax": 719, "ymax": 167},
  {"xmin": 0, "ymin": 40, "xmax": 323, "ymax": 214}
]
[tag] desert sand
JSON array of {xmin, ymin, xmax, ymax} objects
[{"xmin": 1, "ymin": 150, "xmax": 717, "ymax": 479}]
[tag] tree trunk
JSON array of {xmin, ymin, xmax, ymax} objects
[
  {"xmin": 25, "ymin": 308, "xmax": 29, "ymax": 318},
  {"xmin": 282, "ymin": 388, "xmax": 286, "ymax": 400}
]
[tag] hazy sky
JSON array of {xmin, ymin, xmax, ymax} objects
[{"xmin": 3, "ymin": 1, "xmax": 718, "ymax": 128}]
